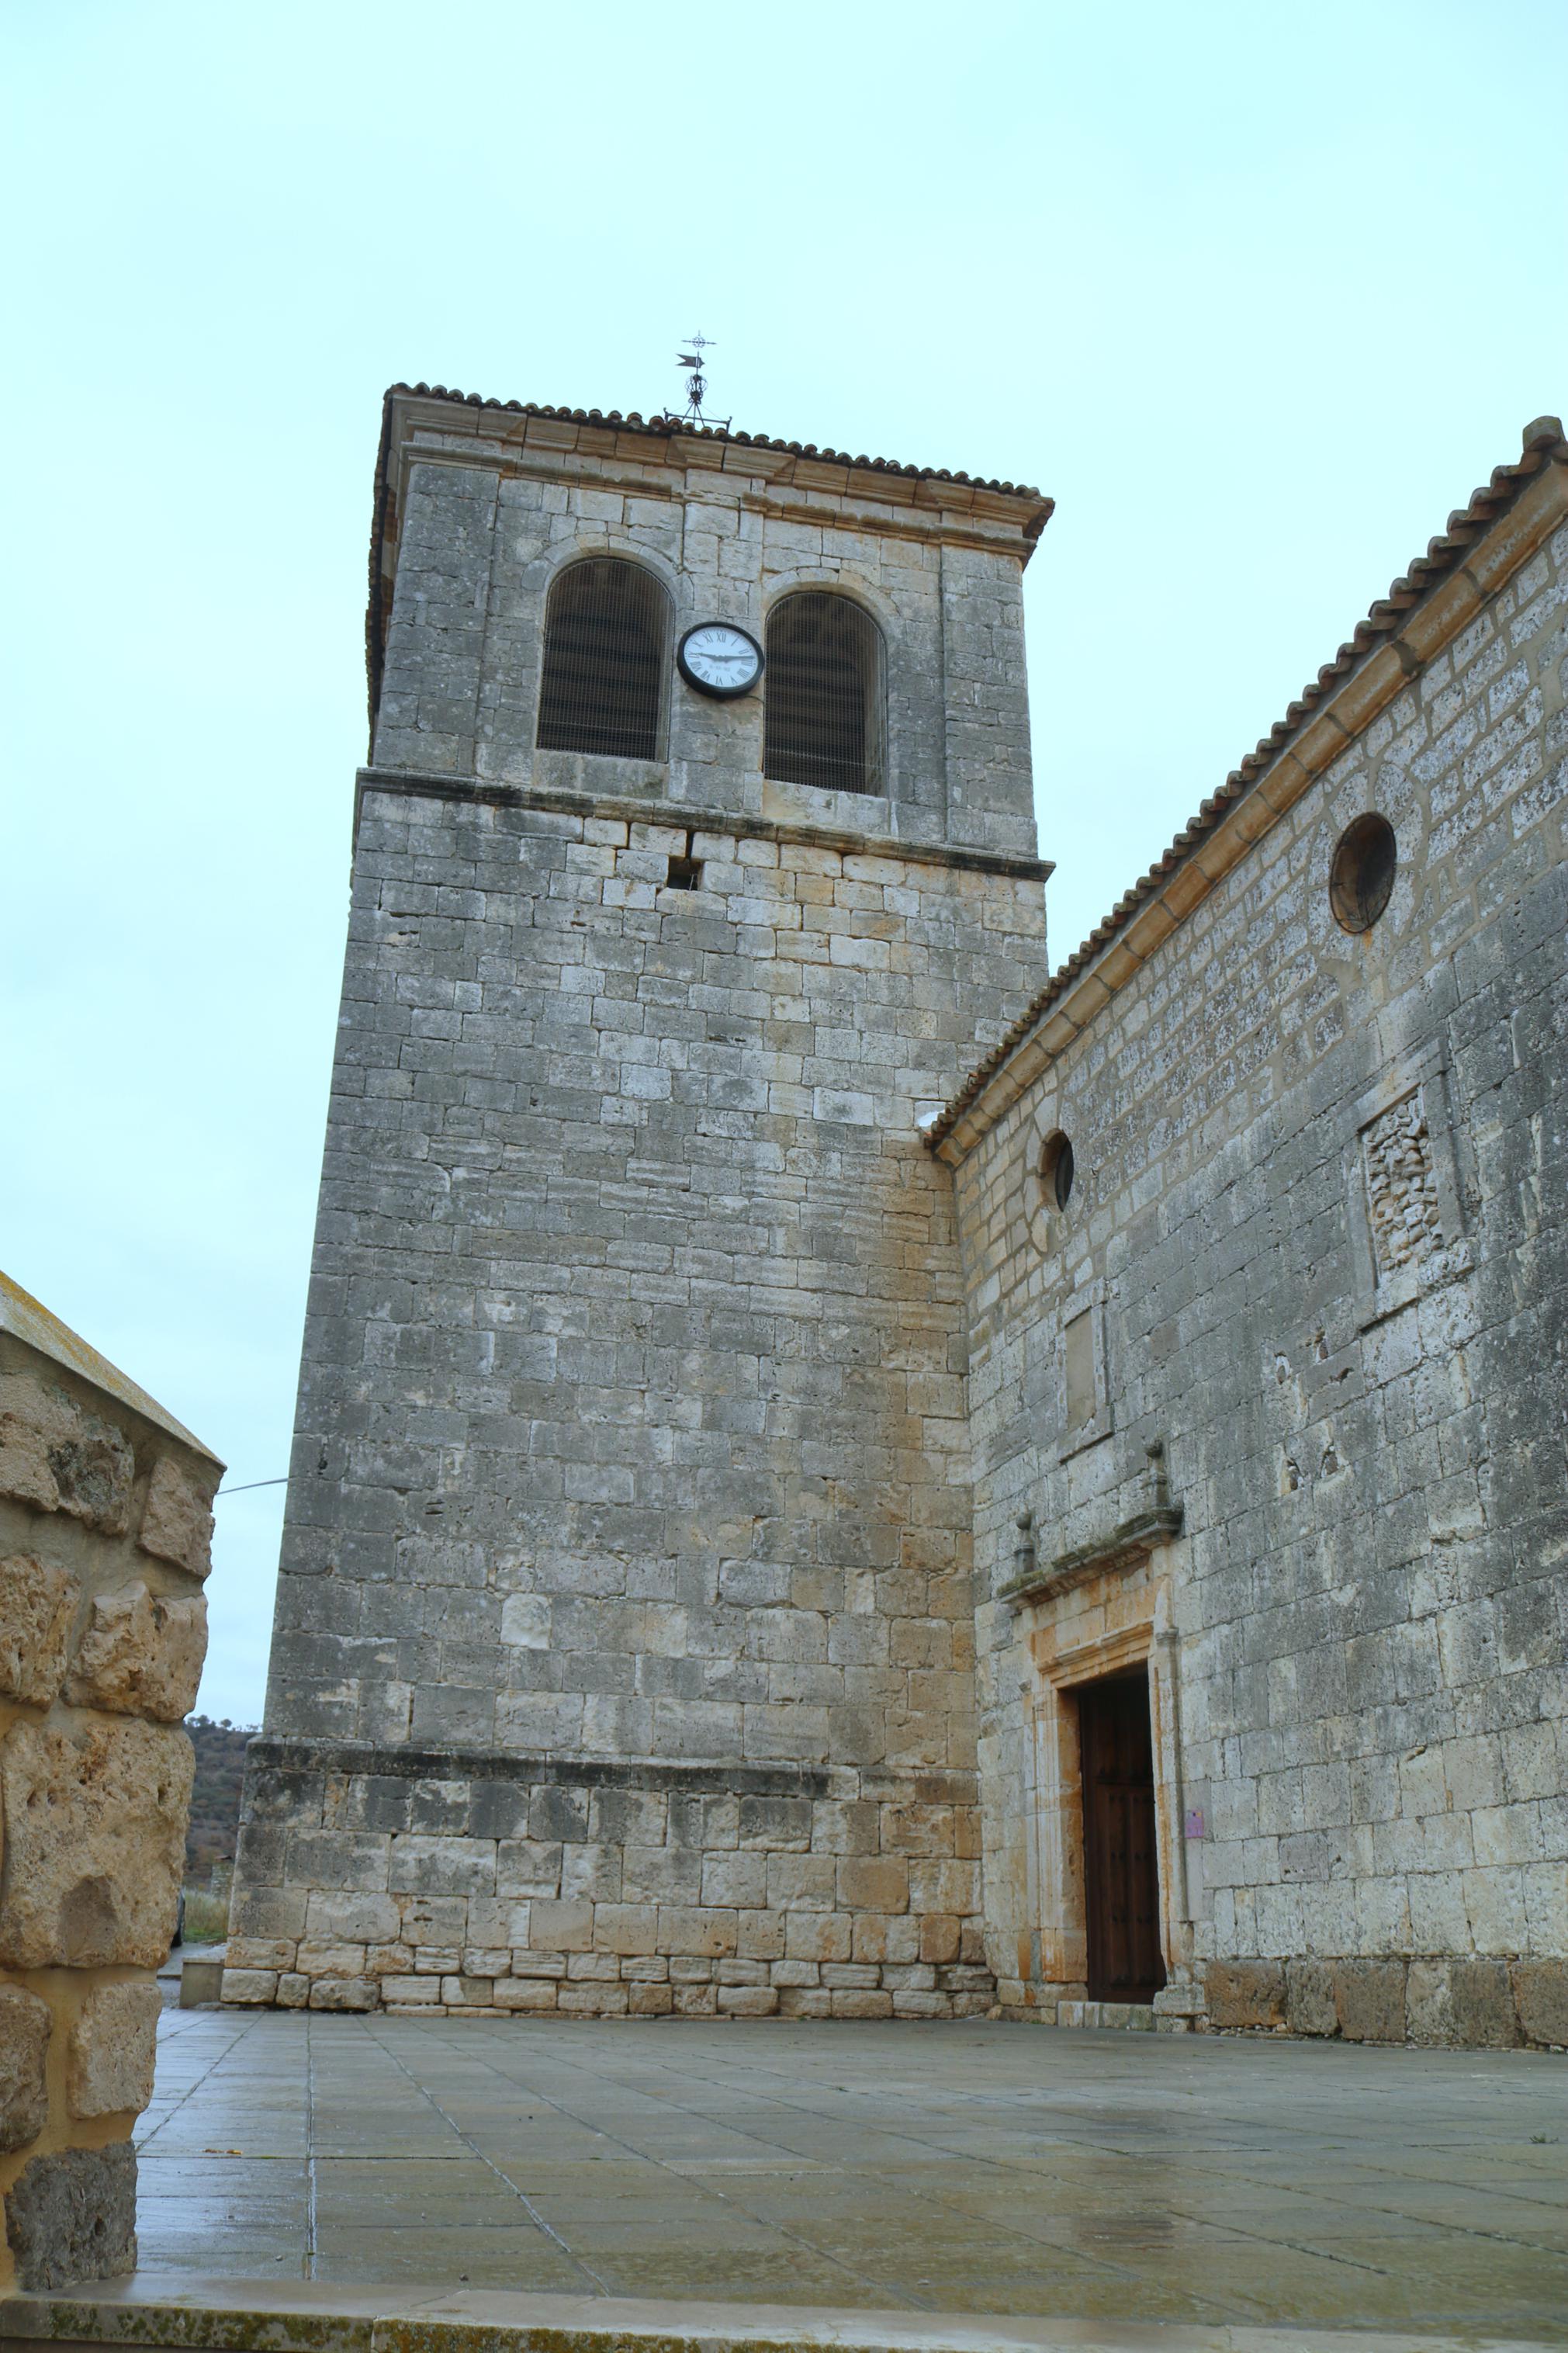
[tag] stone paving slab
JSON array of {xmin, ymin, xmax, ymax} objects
[{"xmin": 88, "ymin": 2009, "xmax": 1568, "ymax": 2344}]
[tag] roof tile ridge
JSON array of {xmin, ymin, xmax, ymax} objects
[{"xmin": 381, "ymin": 381, "xmax": 1045, "ymax": 500}]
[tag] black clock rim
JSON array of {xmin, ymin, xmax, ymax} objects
[{"xmin": 677, "ymin": 622, "xmax": 765, "ymax": 700}]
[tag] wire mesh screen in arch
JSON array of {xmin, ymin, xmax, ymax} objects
[
  {"xmin": 536, "ymin": 558, "xmax": 673, "ymax": 761},
  {"xmin": 763, "ymin": 593, "xmax": 886, "ymax": 795}
]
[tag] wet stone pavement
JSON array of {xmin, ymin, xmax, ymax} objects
[{"xmin": 139, "ymin": 2009, "xmax": 1568, "ymax": 2341}]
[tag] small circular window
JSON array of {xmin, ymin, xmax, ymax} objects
[
  {"xmin": 1040, "ymin": 1130, "xmax": 1075, "ymax": 1211},
  {"xmin": 1330, "ymin": 813, "xmax": 1397, "ymax": 933}
]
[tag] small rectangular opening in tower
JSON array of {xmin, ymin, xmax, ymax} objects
[{"xmin": 666, "ymin": 854, "xmax": 703, "ymax": 890}]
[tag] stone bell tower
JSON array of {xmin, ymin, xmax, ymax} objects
[{"xmin": 226, "ymin": 384, "xmax": 1053, "ymax": 2019}]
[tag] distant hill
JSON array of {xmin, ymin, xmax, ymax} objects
[{"xmin": 183, "ymin": 1714, "xmax": 256, "ymax": 1880}]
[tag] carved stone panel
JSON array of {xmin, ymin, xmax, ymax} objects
[
  {"xmin": 1345, "ymin": 1042, "xmax": 1467, "ymax": 1328},
  {"xmin": 1362, "ymin": 1088, "xmax": 1443, "ymax": 1279}
]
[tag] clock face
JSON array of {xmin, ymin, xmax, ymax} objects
[{"xmin": 677, "ymin": 622, "xmax": 764, "ymax": 699}]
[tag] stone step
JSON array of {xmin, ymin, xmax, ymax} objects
[{"xmin": 2, "ymin": 2278, "xmax": 1552, "ymax": 2353}]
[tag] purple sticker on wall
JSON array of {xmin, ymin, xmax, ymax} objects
[{"xmin": 1184, "ymin": 1808, "xmax": 1205, "ymax": 1839}]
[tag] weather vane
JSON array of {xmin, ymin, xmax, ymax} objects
[{"xmin": 668, "ymin": 332, "xmax": 729, "ymax": 431}]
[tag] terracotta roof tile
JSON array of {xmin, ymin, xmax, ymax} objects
[
  {"xmin": 384, "ymin": 380, "xmax": 1047, "ymax": 500},
  {"xmin": 926, "ymin": 417, "xmax": 1568, "ymax": 1152}
]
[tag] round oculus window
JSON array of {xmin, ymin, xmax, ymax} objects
[
  {"xmin": 1330, "ymin": 813, "xmax": 1397, "ymax": 934},
  {"xmin": 1040, "ymin": 1130, "xmax": 1075, "ymax": 1211}
]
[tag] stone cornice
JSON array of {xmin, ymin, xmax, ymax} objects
[{"xmin": 997, "ymin": 1505, "xmax": 1186, "ymax": 1610}]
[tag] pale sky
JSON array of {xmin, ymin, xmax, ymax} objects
[{"xmin": 5, "ymin": 0, "xmax": 1565, "ymax": 1724}]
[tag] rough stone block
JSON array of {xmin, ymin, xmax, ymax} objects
[
  {"xmin": 528, "ymin": 1898, "xmax": 593, "ymax": 1951},
  {"xmin": 67, "ymin": 1980, "xmax": 161, "ymax": 2116},
  {"xmin": 777, "ymin": 1984, "xmax": 833, "ymax": 2018},
  {"xmin": 594, "ymin": 1902, "xmax": 658, "ymax": 1956},
  {"xmin": 837, "ymin": 1856, "xmax": 909, "ymax": 1911},
  {"xmin": 138, "ymin": 1455, "xmax": 215, "ymax": 1578},
  {"xmin": 559, "ymin": 1984, "xmax": 627, "ymax": 2015},
  {"xmin": 3, "ymin": 2141, "xmax": 137, "ymax": 2289},
  {"xmin": 919, "ymin": 1914, "xmax": 961, "ymax": 1965},
  {"xmin": 0, "ymin": 1378, "xmax": 58, "ymax": 1513},
  {"xmin": 296, "ymin": 1941, "xmax": 367, "ymax": 1977},
  {"xmin": 221, "ymin": 1967, "xmax": 278, "ymax": 2004},
  {"xmin": 0, "ymin": 1377, "xmax": 133, "ymax": 1533},
  {"xmin": 656, "ymin": 1906, "xmax": 738, "ymax": 1959},
  {"xmin": 0, "ymin": 1983, "xmax": 51, "ymax": 2152},
  {"xmin": 227, "ymin": 1937, "xmax": 298, "ymax": 1971},
  {"xmin": 1511, "ymin": 1958, "xmax": 1568, "ymax": 2047},
  {"xmin": 784, "ymin": 1911, "xmax": 851, "ymax": 1963},
  {"xmin": 494, "ymin": 1978, "xmax": 558, "ymax": 2012},
  {"xmin": 1284, "ymin": 1960, "xmax": 1338, "ymax": 2037},
  {"xmin": 1334, "ymin": 1959, "xmax": 1407, "ymax": 2043},
  {"xmin": 717, "ymin": 1984, "xmax": 777, "ymax": 2016},
  {"xmin": 0, "ymin": 1717, "xmax": 192, "ymax": 1967},
  {"xmin": 830, "ymin": 1988, "xmax": 893, "ymax": 2017},
  {"xmin": 379, "ymin": 1976, "xmax": 441, "ymax": 2005},
  {"xmin": 1204, "ymin": 1960, "xmax": 1287, "ymax": 2030},
  {"xmin": 307, "ymin": 1975, "xmax": 378, "ymax": 2012},
  {"xmin": 64, "ymin": 1581, "xmax": 207, "ymax": 1721},
  {"xmin": 0, "ymin": 1554, "xmax": 79, "ymax": 1706}
]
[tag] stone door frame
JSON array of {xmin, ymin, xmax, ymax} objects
[{"xmin": 1016, "ymin": 1555, "xmax": 1192, "ymax": 1999}]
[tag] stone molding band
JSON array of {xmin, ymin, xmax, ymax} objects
[
  {"xmin": 353, "ymin": 768, "xmax": 1056, "ymax": 882},
  {"xmin": 246, "ymin": 1739, "xmax": 840, "ymax": 1800}
]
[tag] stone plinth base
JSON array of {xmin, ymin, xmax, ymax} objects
[
  {"xmin": 1202, "ymin": 1954, "xmax": 1566, "ymax": 2047},
  {"xmin": 227, "ymin": 1740, "xmax": 995, "ymax": 2021}
]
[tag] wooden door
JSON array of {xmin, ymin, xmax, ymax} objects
[{"xmin": 1078, "ymin": 1670, "xmax": 1166, "ymax": 2004}]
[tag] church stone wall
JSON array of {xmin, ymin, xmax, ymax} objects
[{"xmin": 952, "ymin": 483, "xmax": 1568, "ymax": 2047}]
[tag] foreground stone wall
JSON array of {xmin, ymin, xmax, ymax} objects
[
  {"xmin": 0, "ymin": 1277, "xmax": 220, "ymax": 2289},
  {"xmin": 946, "ymin": 433, "xmax": 1568, "ymax": 2047}
]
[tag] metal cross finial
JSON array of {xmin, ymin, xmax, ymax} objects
[{"xmin": 670, "ymin": 333, "xmax": 729, "ymax": 431}]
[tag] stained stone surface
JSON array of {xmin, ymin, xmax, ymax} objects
[
  {"xmin": 0, "ymin": 1375, "xmax": 134, "ymax": 1533},
  {"xmin": 0, "ymin": 1717, "xmax": 193, "ymax": 1968},
  {"xmin": 137, "ymin": 1456, "xmax": 215, "ymax": 1579},
  {"xmin": 133, "ymin": 2008, "xmax": 1568, "ymax": 2341},
  {"xmin": 0, "ymin": 1554, "xmax": 79, "ymax": 1707},
  {"xmin": 63, "ymin": 1580, "xmax": 207, "ymax": 1721},
  {"xmin": 3, "ymin": 2143, "xmax": 137, "ymax": 2290},
  {"xmin": 67, "ymin": 1981, "xmax": 162, "ymax": 2119},
  {"xmin": 0, "ymin": 1987, "xmax": 50, "ymax": 2154}
]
